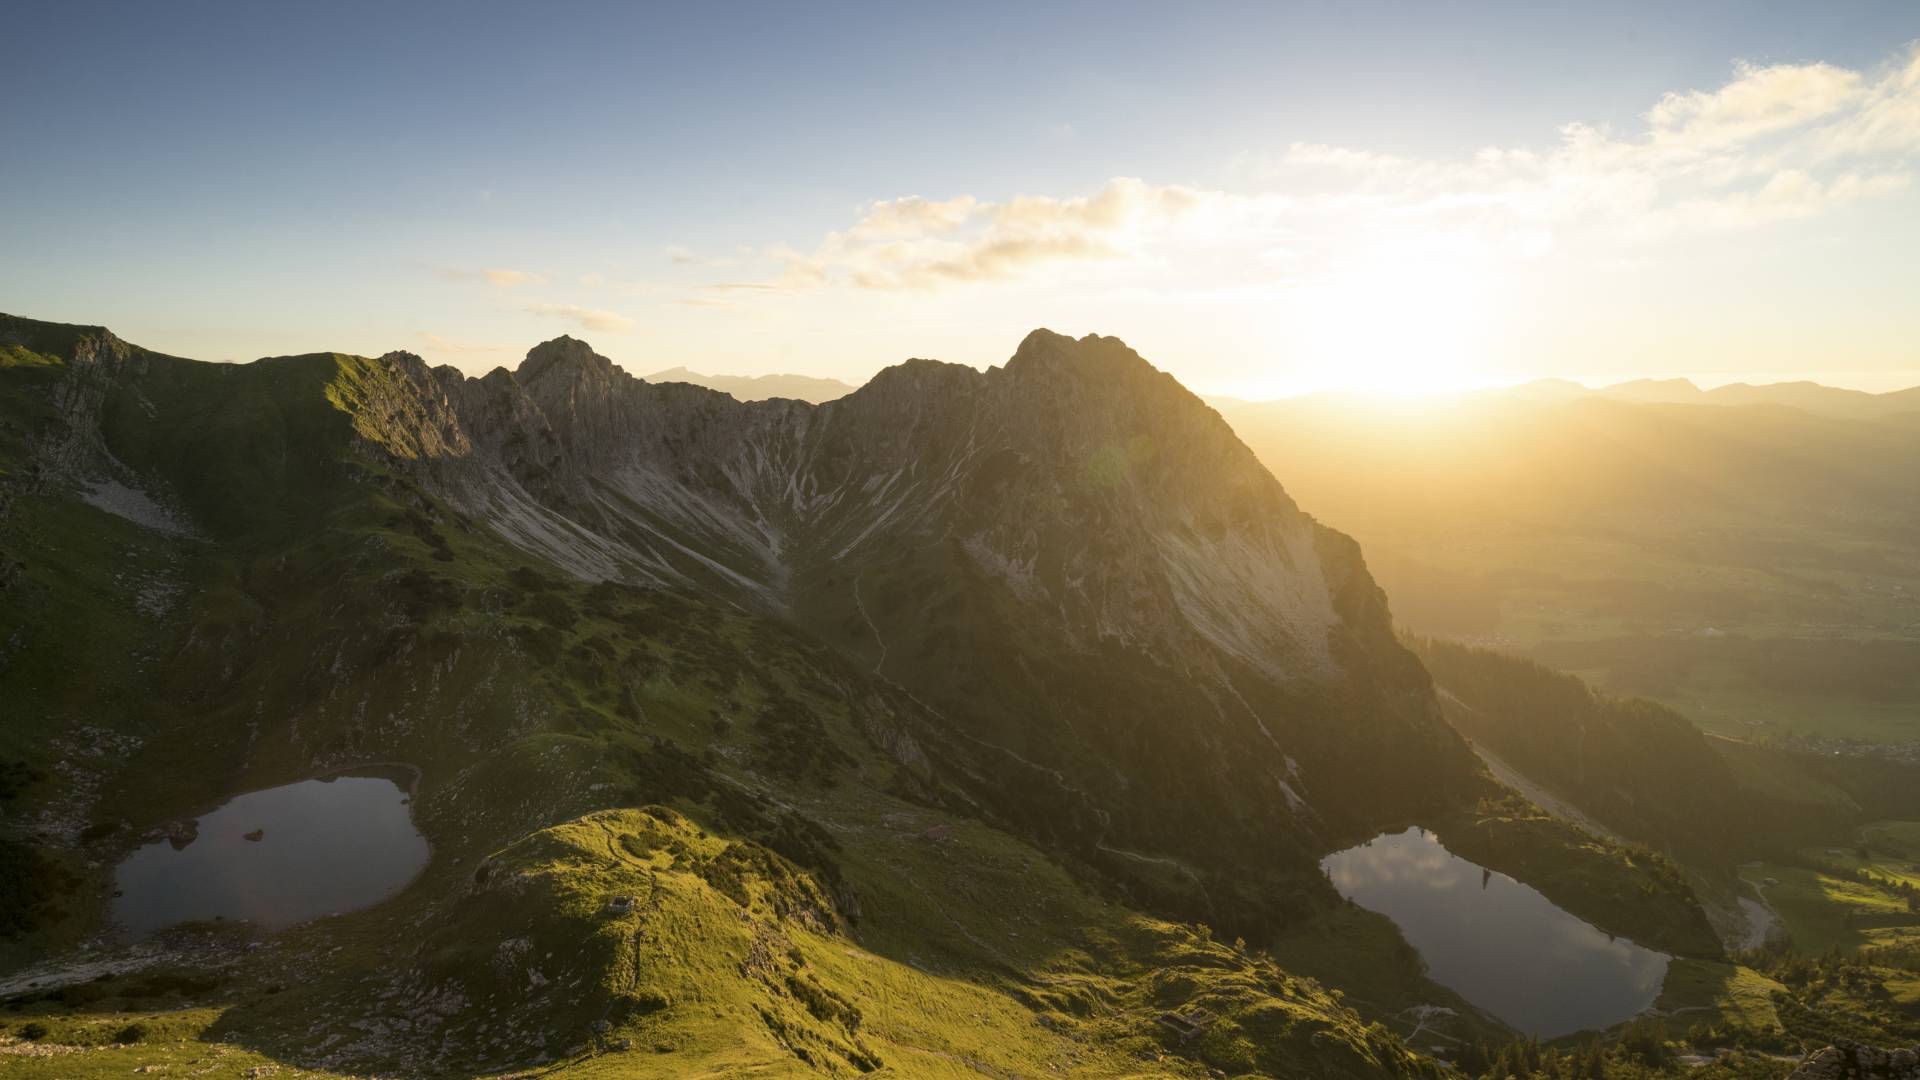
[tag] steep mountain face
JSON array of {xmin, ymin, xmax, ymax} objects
[
  {"xmin": 339, "ymin": 329, "xmax": 1474, "ymax": 926},
  {"xmin": 1, "ymin": 314, "xmax": 1474, "ymax": 928}
]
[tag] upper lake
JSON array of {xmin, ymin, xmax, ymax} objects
[
  {"xmin": 112, "ymin": 771, "xmax": 429, "ymax": 934},
  {"xmin": 1322, "ymin": 827, "xmax": 1669, "ymax": 1038}
]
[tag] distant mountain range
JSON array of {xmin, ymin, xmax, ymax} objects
[
  {"xmin": 1215, "ymin": 370, "xmax": 1920, "ymax": 749},
  {"xmin": 659, "ymin": 366, "xmax": 1920, "ymax": 419},
  {"xmin": 643, "ymin": 365, "xmax": 854, "ymax": 403},
  {"xmin": 1504, "ymin": 376, "xmax": 1920, "ymax": 418}
]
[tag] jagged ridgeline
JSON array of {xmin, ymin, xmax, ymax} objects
[{"xmin": 0, "ymin": 311, "xmax": 1535, "ymax": 1075}]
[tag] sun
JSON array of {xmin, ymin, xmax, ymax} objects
[{"xmin": 1282, "ymin": 249, "xmax": 1500, "ymax": 397}]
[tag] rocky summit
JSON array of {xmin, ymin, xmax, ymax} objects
[{"xmin": 339, "ymin": 326, "xmax": 1478, "ymax": 924}]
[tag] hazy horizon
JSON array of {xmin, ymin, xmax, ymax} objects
[{"xmin": 20, "ymin": 308, "xmax": 1920, "ymax": 400}]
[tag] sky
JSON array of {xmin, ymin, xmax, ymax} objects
[{"xmin": 4, "ymin": 1, "xmax": 1920, "ymax": 398}]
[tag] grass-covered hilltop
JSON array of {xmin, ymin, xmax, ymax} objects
[{"xmin": 2, "ymin": 311, "xmax": 1915, "ymax": 1078}]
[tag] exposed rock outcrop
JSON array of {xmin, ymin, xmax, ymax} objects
[
  {"xmin": 1, "ymin": 313, "xmax": 1481, "ymax": 936},
  {"xmin": 1790, "ymin": 1042, "xmax": 1920, "ymax": 1079},
  {"xmin": 332, "ymin": 329, "xmax": 1475, "ymax": 928}
]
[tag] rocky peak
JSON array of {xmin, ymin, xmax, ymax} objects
[
  {"xmin": 516, "ymin": 335, "xmax": 619, "ymax": 386},
  {"xmin": 1004, "ymin": 328, "xmax": 1142, "ymax": 376},
  {"xmin": 2, "ymin": 311, "xmax": 1479, "ymax": 946},
  {"xmin": 986, "ymin": 331, "xmax": 1298, "ymax": 524},
  {"xmin": 376, "ymin": 350, "xmax": 432, "ymax": 381},
  {"xmin": 837, "ymin": 357, "xmax": 980, "ymax": 412},
  {"xmin": 998, "ymin": 330, "xmax": 1183, "ymax": 404}
]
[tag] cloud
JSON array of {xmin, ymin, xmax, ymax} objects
[
  {"xmin": 483, "ymin": 268, "xmax": 544, "ymax": 287},
  {"xmin": 768, "ymin": 178, "xmax": 1234, "ymax": 291},
  {"xmin": 1657, "ymin": 169, "xmax": 1911, "ymax": 231},
  {"xmin": 1284, "ymin": 142, "xmax": 1409, "ymax": 172},
  {"xmin": 523, "ymin": 302, "xmax": 634, "ymax": 333},
  {"xmin": 1647, "ymin": 60, "xmax": 1865, "ymax": 150},
  {"xmin": 848, "ymin": 195, "xmax": 979, "ymax": 238},
  {"xmin": 437, "ymin": 266, "xmax": 548, "ymax": 288},
  {"xmin": 716, "ymin": 43, "xmax": 1920, "ymax": 298}
]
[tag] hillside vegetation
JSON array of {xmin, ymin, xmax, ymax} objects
[
  {"xmin": 0, "ymin": 315, "xmax": 1511, "ymax": 1076},
  {"xmin": 5, "ymin": 313, "xmax": 1865, "ymax": 1077}
]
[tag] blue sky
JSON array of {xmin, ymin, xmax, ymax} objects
[{"xmin": 5, "ymin": 1, "xmax": 1920, "ymax": 395}]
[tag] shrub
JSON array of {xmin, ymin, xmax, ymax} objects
[{"xmin": 528, "ymin": 592, "xmax": 578, "ymax": 631}]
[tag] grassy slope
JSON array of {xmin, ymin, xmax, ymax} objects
[
  {"xmin": 0, "ymin": 318, "xmax": 1768, "ymax": 1077},
  {"xmin": 0, "ymin": 331, "xmax": 1449, "ymax": 1076},
  {"xmin": 1736, "ymin": 818, "xmax": 1920, "ymax": 957},
  {"xmin": 1652, "ymin": 959, "xmax": 1786, "ymax": 1039}
]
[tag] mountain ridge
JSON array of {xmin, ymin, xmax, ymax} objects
[
  {"xmin": 0, "ymin": 309, "xmax": 1721, "ymax": 1076},
  {"xmin": 2, "ymin": 311, "xmax": 1478, "ymax": 928}
]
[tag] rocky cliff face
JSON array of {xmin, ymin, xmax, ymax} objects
[
  {"xmin": 1790, "ymin": 1042, "xmax": 1920, "ymax": 1079},
  {"xmin": 338, "ymin": 328, "xmax": 1475, "ymax": 928},
  {"xmin": 361, "ymin": 331, "xmax": 1361, "ymax": 667},
  {"xmin": 2, "ymin": 312, "xmax": 1476, "ymax": 934}
]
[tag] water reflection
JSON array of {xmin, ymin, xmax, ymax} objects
[
  {"xmin": 113, "ymin": 771, "xmax": 428, "ymax": 934},
  {"xmin": 1322, "ymin": 827, "xmax": 1668, "ymax": 1038}
]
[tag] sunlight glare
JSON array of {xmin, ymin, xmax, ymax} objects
[{"xmin": 1284, "ymin": 250, "xmax": 1499, "ymax": 397}]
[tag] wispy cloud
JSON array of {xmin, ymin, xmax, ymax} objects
[
  {"xmin": 718, "ymin": 43, "xmax": 1920, "ymax": 297},
  {"xmin": 523, "ymin": 302, "xmax": 634, "ymax": 333},
  {"xmin": 437, "ymin": 266, "xmax": 549, "ymax": 288},
  {"xmin": 663, "ymin": 245, "xmax": 741, "ymax": 270},
  {"xmin": 483, "ymin": 268, "xmax": 544, "ymax": 287},
  {"xmin": 759, "ymin": 178, "xmax": 1228, "ymax": 291},
  {"xmin": 1646, "ymin": 60, "xmax": 1865, "ymax": 150}
]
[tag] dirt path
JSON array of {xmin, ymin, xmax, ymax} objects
[{"xmin": 1736, "ymin": 874, "xmax": 1784, "ymax": 950}]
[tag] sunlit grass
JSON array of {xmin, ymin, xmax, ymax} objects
[
  {"xmin": 1652, "ymin": 959, "xmax": 1785, "ymax": 1038},
  {"xmin": 1739, "ymin": 860, "xmax": 1920, "ymax": 954}
]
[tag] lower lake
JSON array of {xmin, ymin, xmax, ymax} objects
[
  {"xmin": 1322, "ymin": 827, "xmax": 1669, "ymax": 1038},
  {"xmin": 112, "ymin": 770, "xmax": 429, "ymax": 934}
]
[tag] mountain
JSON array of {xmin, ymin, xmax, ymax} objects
[
  {"xmin": 320, "ymin": 328, "xmax": 1488, "ymax": 916},
  {"xmin": 643, "ymin": 364, "xmax": 855, "ymax": 403},
  {"xmin": 1520, "ymin": 375, "xmax": 1920, "ymax": 418},
  {"xmin": 1593, "ymin": 377, "xmax": 1709, "ymax": 405},
  {"xmin": 0, "ymin": 313, "xmax": 1721, "ymax": 1075}
]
